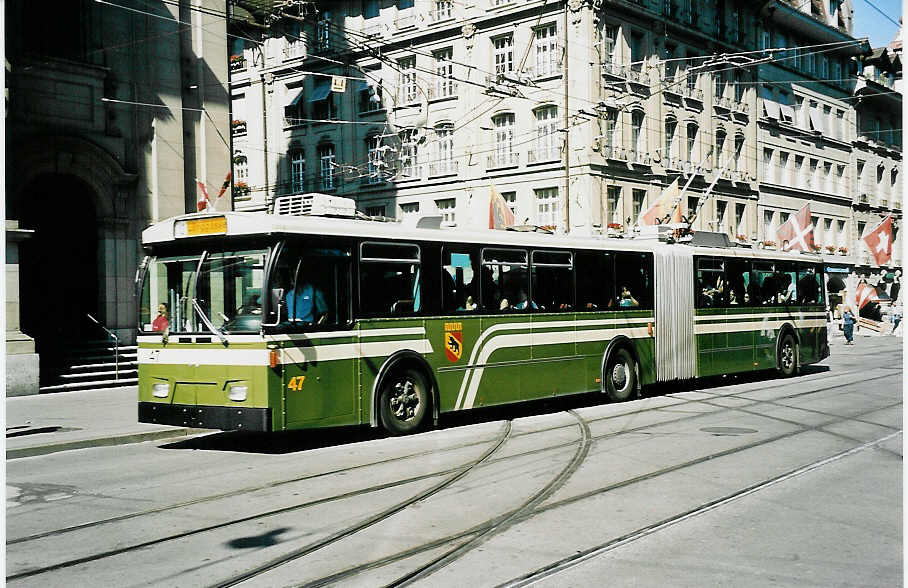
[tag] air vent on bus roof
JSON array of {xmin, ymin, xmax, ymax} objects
[{"xmin": 272, "ymin": 193, "xmax": 357, "ymax": 217}]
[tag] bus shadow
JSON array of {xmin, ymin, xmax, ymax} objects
[
  {"xmin": 157, "ymin": 366, "xmax": 832, "ymax": 455},
  {"xmin": 158, "ymin": 426, "xmax": 384, "ymax": 454}
]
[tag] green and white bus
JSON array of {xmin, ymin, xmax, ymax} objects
[{"xmin": 136, "ymin": 194, "xmax": 829, "ymax": 435}]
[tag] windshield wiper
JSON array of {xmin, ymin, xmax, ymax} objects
[{"xmin": 191, "ymin": 298, "xmax": 228, "ymax": 346}]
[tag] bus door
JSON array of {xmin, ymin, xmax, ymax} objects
[
  {"xmin": 694, "ymin": 257, "xmax": 728, "ymax": 377},
  {"xmin": 272, "ymin": 245, "xmax": 357, "ymax": 427},
  {"xmin": 724, "ymin": 258, "xmax": 755, "ymax": 373},
  {"xmin": 529, "ymin": 250, "xmax": 580, "ymax": 399}
]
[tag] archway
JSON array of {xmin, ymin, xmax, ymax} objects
[{"xmin": 18, "ymin": 174, "xmax": 99, "ymax": 370}]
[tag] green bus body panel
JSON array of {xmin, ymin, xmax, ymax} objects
[
  {"xmin": 137, "ymin": 306, "xmax": 821, "ymax": 432},
  {"xmin": 694, "ymin": 306, "xmax": 827, "ymax": 376}
]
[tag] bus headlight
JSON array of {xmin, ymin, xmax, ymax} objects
[
  {"xmin": 152, "ymin": 383, "xmax": 169, "ymax": 398},
  {"xmin": 228, "ymin": 385, "xmax": 248, "ymax": 402}
]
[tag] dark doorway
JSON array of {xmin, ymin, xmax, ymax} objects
[{"xmin": 18, "ymin": 174, "xmax": 99, "ymax": 375}]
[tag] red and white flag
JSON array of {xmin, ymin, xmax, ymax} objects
[
  {"xmin": 776, "ymin": 202, "xmax": 814, "ymax": 252},
  {"xmin": 196, "ymin": 179, "xmax": 212, "ymax": 212},
  {"xmin": 856, "ymin": 282, "xmax": 879, "ymax": 309},
  {"xmin": 862, "ymin": 215, "xmax": 894, "ymax": 266},
  {"xmin": 197, "ymin": 172, "xmax": 232, "ymax": 213},
  {"xmin": 640, "ymin": 178, "xmax": 683, "ymax": 225},
  {"xmin": 489, "ymin": 184, "xmax": 515, "ymax": 230}
]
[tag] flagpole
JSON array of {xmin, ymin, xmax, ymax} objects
[
  {"xmin": 668, "ymin": 146, "xmax": 714, "ymax": 223},
  {"xmin": 690, "ymin": 149, "xmax": 734, "ymax": 223}
]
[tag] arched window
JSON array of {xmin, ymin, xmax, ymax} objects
[
  {"xmin": 491, "ymin": 113, "xmax": 515, "ymax": 168},
  {"xmin": 631, "ymin": 110, "xmax": 645, "ymax": 158},
  {"xmin": 533, "ymin": 105, "xmax": 558, "ymax": 162},
  {"xmin": 664, "ymin": 117, "xmax": 677, "ymax": 166},
  {"xmin": 686, "ymin": 122, "xmax": 698, "ymax": 164},
  {"xmin": 432, "ymin": 123, "xmax": 455, "ymax": 176},
  {"xmin": 366, "ymin": 135, "xmax": 383, "ymax": 184},
  {"xmin": 318, "ymin": 144, "xmax": 335, "ymax": 190},
  {"xmin": 715, "ymin": 129, "xmax": 727, "ymax": 168},
  {"xmin": 289, "ymin": 149, "xmax": 304, "ymax": 193}
]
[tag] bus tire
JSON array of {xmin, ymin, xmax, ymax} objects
[
  {"xmin": 379, "ymin": 367, "xmax": 430, "ymax": 435},
  {"xmin": 604, "ymin": 347, "xmax": 637, "ymax": 402},
  {"xmin": 778, "ymin": 333, "xmax": 798, "ymax": 377}
]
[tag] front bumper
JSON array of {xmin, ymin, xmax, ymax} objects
[{"xmin": 139, "ymin": 402, "xmax": 272, "ymax": 431}]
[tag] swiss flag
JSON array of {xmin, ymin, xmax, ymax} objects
[
  {"xmin": 856, "ymin": 282, "xmax": 879, "ymax": 309},
  {"xmin": 862, "ymin": 215, "xmax": 894, "ymax": 266},
  {"xmin": 776, "ymin": 203, "xmax": 814, "ymax": 252},
  {"xmin": 197, "ymin": 179, "xmax": 212, "ymax": 212}
]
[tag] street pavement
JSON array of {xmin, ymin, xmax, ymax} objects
[{"xmin": 4, "ymin": 328, "xmax": 899, "ymax": 461}]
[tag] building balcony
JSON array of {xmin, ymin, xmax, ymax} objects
[
  {"xmin": 525, "ymin": 61, "xmax": 563, "ymax": 80},
  {"xmin": 363, "ymin": 21, "xmax": 383, "ymax": 37},
  {"xmin": 627, "ymin": 149, "xmax": 650, "ymax": 165},
  {"xmin": 602, "ymin": 61, "xmax": 649, "ymax": 86},
  {"xmin": 429, "ymin": 8, "xmax": 454, "ymax": 23},
  {"xmin": 361, "ymin": 173, "xmax": 386, "ymax": 186},
  {"xmin": 487, "ymin": 152, "xmax": 519, "ymax": 170},
  {"xmin": 427, "ymin": 82, "xmax": 458, "ymax": 100},
  {"xmin": 396, "ymin": 12, "xmax": 417, "ymax": 30},
  {"xmin": 397, "ymin": 166, "xmax": 423, "ymax": 181},
  {"xmin": 428, "ymin": 160, "xmax": 459, "ymax": 177},
  {"xmin": 283, "ymin": 41, "xmax": 306, "ymax": 61},
  {"xmin": 527, "ymin": 146, "xmax": 560, "ymax": 164}
]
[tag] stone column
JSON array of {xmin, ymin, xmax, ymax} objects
[{"xmin": 6, "ymin": 220, "xmax": 39, "ymax": 396}]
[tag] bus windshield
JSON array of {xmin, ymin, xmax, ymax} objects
[{"xmin": 139, "ymin": 249, "xmax": 268, "ymax": 334}]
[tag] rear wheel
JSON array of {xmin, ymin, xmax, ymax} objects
[
  {"xmin": 778, "ymin": 333, "xmax": 798, "ymax": 377},
  {"xmin": 604, "ymin": 348, "xmax": 637, "ymax": 402},
  {"xmin": 379, "ymin": 368, "xmax": 430, "ymax": 435}
]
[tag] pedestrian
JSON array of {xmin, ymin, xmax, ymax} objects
[{"xmin": 842, "ymin": 305, "xmax": 856, "ymax": 345}]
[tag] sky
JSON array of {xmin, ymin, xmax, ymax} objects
[{"xmin": 851, "ymin": 0, "xmax": 902, "ymax": 48}]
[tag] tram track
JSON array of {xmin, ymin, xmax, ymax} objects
[
  {"xmin": 499, "ymin": 430, "xmax": 902, "ymax": 588},
  {"xmin": 7, "ymin": 365, "xmax": 858, "ymax": 548},
  {"xmin": 6, "ymin": 366, "xmax": 898, "ymax": 584},
  {"xmin": 288, "ymin": 377, "xmax": 901, "ymax": 587}
]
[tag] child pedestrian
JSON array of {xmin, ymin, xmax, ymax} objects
[{"xmin": 842, "ymin": 306, "xmax": 856, "ymax": 345}]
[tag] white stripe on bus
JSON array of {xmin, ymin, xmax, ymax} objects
[
  {"xmin": 268, "ymin": 326, "xmax": 426, "ymax": 341},
  {"xmin": 694, "ymin": 319, "xmax": 826, "ymax": 334},
  {"xmin": 453, "ymin": 318, "xmax": 653, "ymax": 410},
  {"xmin": 458, "ymin": 325, "xmax": 652, "ymax": 411},
  {"xmin": 279, "ymin": 339, "xmax": 433, "ymax": 364},
  {"xmin": 138, "ymin": 348, "xmax": 270, "ymax": 366},
  {"xmin": 694, "ymin": 311, "xmax": 826, "ymax": 321}
]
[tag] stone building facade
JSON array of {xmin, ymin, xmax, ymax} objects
[{"xmin": 5, "ymin": 0, "xmax": 231, "ymax": 392}]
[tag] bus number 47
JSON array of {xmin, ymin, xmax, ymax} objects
[{"xmin": 287, "ymin": 376, "xmax": 306, "ymax": 391}]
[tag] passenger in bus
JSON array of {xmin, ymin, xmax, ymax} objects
[
  {"xmin": 610, "ymin": 286, "xmax": 639, "ymax": 308},
  {"xmin": 152, "ymin": 303, "xmax": 169, "ymax": 333},
  {"xmin": 286, "ymin": 277, "xmax": 328, "ymax": 324},
  {"xmin": 780, "ymin": 274, "xmax": 796, "ymax": 304}
]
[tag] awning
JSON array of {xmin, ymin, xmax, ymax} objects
[
  {"xmin": 779, "ymin": 103, "xmax": 795, "ymax": 122},
  {"xmin": 762, "ymin": 98, "xmax": 780, "ymax": 119},
  {"xmin": 308, "ymin": 79, "xmax": 332, "ymax": 102},
  {"xmin": 284, "ymin": 88, "xmax": 304, "ymax": 107}
]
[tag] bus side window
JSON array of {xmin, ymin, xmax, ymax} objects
[
  {"xmin": 751, "ymin": 262, "xmax": 775, "ymax": 305},
  {"xmin": 482, "ymin": 249, "xmax": 528, "ymax": 311},
  {"xmin": 796, "ymin": 263, "xmax": 823, "ymax": 305},
  {"xmin": 695, "ymin": 257, "xmax": 725, "ymax": 308},
  {"xmin": 614, "ymin": 253, "xmax": 652, "ymax": 309},
  {"xmin": 725, "ymin": 258, "xmax": 750, "ymax": 305},
  {"xmin": 575, "ymin": 251, "xmax": 612, "ymax": 310},
  {"xmin": 360, "ymin": 242, "xmax": 421, "ymax": 316},
  {"xmin": 531, "ymin": 250, "xmax": 573, "ymax": 311},
  {"xmin": 442, "ymin": 249, "xmax": 479, "ymax": 313}
]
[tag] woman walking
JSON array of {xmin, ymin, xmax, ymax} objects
[{"xmin": 842, "ymin": 306, "xmax": 856, "ymax": 345}]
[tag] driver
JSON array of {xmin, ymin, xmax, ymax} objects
[{"xmin": 286, "ymin": 273, "xmax": 327, "ymax": 324}]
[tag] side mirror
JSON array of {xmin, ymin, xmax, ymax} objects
[{"xmin": 262, "ymin": 288, "xmax": 285, "ymax": 327}]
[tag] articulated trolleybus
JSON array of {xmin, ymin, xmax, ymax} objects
[{"xmin": 137, "ymin": 193, "xmax": 829, "ymax": 435}]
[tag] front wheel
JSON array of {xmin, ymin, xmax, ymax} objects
[
  {"xmin": 379, "ymin": 368, "xmax": 430, "ymax": 435},
  {"xmin": 778, "ymin": 333, "xmax": 798, "ymax": 377},
  {"xmin": 604, "ymin": 348, "xmax": 637, "ymax": 402}
]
